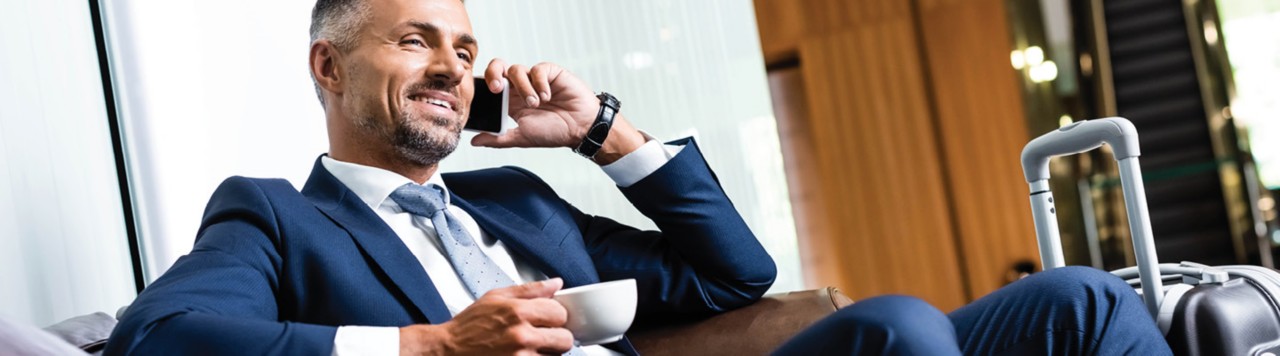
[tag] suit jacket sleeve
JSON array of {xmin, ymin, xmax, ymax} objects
[
  {"xmin": 105, "ymin": 177, "xmax": 337, "ymax": 355},
  {"xmin": 540, "ymin": 138, "xmax": 777, "ymax": 321}
]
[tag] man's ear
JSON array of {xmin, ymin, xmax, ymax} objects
[{"xmin": 310, "ymin": 40, "xmax": 343, "ymax": 97}]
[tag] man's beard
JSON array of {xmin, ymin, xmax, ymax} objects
[
  {"xmin": 388, "ymin": 109, "xmax": 462, "ymax": 166},
  {"xmin": 352, "ymin": 95, "xmax": 464, "ymax": 167}
]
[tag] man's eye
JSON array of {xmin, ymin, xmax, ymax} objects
[
  {"xmin": 457, "ymin": 52, "xmax": 473, "ymax": 62},
  {"xmin": 401, "ymin": 39, "xmax": 425, "ymax": 47}
]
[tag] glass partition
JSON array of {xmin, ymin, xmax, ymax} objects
[
  {"xmin": 459, "ymin": 1, "xmax": 803, "ymax": 292},
  {"xmin": 0, "ymin": 0, "xmax": 136, "ymax": 326}
]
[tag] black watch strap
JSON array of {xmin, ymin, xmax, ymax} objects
[{"xmin": 574, "ymin": 92, "xmax": 621, "ymax": 159}]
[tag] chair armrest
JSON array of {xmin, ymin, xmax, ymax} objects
[{"xmin": 628, "ymin": 287, "xmax": 853, "ymax": 355}]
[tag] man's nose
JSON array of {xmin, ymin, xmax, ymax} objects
[{"xmin": 425, "ymin": 48, "xmax": 466, "ymax": 86}]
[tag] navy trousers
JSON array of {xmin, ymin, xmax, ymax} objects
[{"xmin": 773, "ymin": 266, "xmax": 1172, "ymax": 355}]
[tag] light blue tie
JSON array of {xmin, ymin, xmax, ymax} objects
[
  {"xmin": 390, "ymin": 183, "xmax": 589, "ymax": 355},
  {"xmin": 389, "ymin": 183, "xmax": 515, "ymax": 298}
]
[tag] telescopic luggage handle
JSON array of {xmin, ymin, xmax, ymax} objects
[{"xmin": 1020, "ymin": 117, "xmax": 1164, "ymax": 318}]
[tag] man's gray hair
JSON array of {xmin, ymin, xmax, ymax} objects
[
  {"xmin": 309, "ymin": 0, "xmax": 371, "ymax": 105},
  {"xmin": 308, "ymin": 0, "xmax": 466, "ymax": 105}
]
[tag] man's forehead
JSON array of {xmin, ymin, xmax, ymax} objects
[{"xmin": 366, "ymin": 0, "xmax": 473, "ymax": 34}]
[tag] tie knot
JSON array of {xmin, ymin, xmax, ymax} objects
[{"xmin": 389, "ymin": 183, "xmax": 448, "ymax": 218}]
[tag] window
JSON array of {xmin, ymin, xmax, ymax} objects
[
  {"xmin": 1218, "ymin": 1, "xmax": 1280, "ymax": 188},
  {"xmin": 0, "ymin": 0, "xmax": 136, "ymax": 326}
]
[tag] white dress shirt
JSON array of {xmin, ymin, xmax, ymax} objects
[{"xmin": 326, "ymin": 139, "xmax": 681, "ymax": 356}]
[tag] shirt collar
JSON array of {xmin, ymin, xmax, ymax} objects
[{"xmin": 320, "ymin": 155, "xmax": 451, "ymax": 211}]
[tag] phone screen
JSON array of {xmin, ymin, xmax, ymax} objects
[{"xmin": 466, "ymin": 77, "xmax": 504, "ymax": 133}]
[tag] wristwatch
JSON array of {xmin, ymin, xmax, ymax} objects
[{"xmin": 574, "ymin": 92, "xmax": 621, "ymax": 160}]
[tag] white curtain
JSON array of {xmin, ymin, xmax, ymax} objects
[
  {"xmin": 0, "ymin": 0, "xmax": 137, "ymax": 326},
  {"xmin": 105, "ymin": 0, "xmax": 803, "ymax": 293}
]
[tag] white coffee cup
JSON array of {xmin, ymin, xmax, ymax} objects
[{"xmin": 552, "ymin": 278, "xmax": 637, "ymax": 346}]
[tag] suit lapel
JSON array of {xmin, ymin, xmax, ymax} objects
[
  {"xmin": 449, "ymin": 195, "xmax": 596, "ymax": 288},
  {"xmin": 301, "ymin": 157, "xmax": 453, "ymax": 324}
]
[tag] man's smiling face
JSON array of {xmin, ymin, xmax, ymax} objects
[{"xmin": 340, "ymin": 0, "xmax": 478, "ymax": 166}]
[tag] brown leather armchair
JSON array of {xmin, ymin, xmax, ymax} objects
[
  {"xmin": 16, "ymin": 288, "xmax": 853, "ymax": 354},
  {"xmin": 629, "ymin": 287, "xmax": 854, "ymax": 355}
]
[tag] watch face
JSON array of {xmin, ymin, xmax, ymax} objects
[{"xmin": 598, "ymin": 93, "xmax": 620, "ymax": 111}]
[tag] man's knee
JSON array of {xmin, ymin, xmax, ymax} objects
[
  {"xmin": 828, "ymin": 295, "xmax": 951, "ymax": 333},
  {"xmin": 775, "ymin": 295, "xmax": 958, "ymax": 355},
  {"xmin": 1034, "ymin": 266, "xmax": 1132, "ymax": 293},
  {"xmin": 1020, "ymin": 266, "xmax": 1138, "ymax": 309}
]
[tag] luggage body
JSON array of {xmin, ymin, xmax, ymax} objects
[{"xmin": 1020, "ymin": 117, "xmax": 1280, "ymax": 356}]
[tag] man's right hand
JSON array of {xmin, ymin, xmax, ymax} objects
[{"xmin": 399, "ymin": 278, "xmax": 574, "ymax": 356}]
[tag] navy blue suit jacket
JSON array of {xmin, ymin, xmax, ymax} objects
[{"xmin": 106, "ymin": 139, "xmax": 777, "ymax": 355}]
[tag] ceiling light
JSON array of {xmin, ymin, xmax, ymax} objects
[{"xmin": 1025, "ymin": 46, "xmax": 1045, "ymax": 66}]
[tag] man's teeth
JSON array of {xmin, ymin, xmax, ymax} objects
[{"xmin": 420, "ymin": 97, "xmax": 452, "ymax": 110}]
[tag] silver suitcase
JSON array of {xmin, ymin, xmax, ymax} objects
[{"xmin": 1021, "ymin": 117, "xmax": 1280, "ymax": 355}]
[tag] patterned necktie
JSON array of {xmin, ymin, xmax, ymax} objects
[
  {"xmin": 389, "ymin": 183, "xmax": 591, "ymax": 355},
  {"xmin": 389, "ymin": 183, "xmax": 515, "ymax": 298}
]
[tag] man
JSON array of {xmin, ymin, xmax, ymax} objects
[
  {"xmin": 107, "ymin": 0, "xmax": 1172, "ymax": 354},
  {"xmin": 108, "ymin": 0, "xmax": 771, "ymax": 354}
]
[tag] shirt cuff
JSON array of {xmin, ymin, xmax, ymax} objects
[
  {"xmin": 333, "ymin": 326, "xmax": 400, "ymax": 356},
  {"xmin": 601, "ymin": 137, "xmax": 685, "ymax": 187}
]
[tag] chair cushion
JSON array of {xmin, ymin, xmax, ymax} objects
[
  {"xmin": 43, "ymin": 312, "xmax": 116, "ymax": 353},
  {"xmin": 0, "ymin": 316, "xmax": 90, "ymax": 355}
]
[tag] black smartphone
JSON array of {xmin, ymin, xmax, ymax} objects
[{"xmin": 465, "ymin": 77, "xmax": 514, "ymax": 134}]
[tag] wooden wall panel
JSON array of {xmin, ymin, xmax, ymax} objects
[
  {"xmin": 798, "ymin": 19, "xmax": 967, "ymax": 311},
  {"xmin": 756, "ymin": 0, "xmax": 1032, "ymax": 310},
  {"xmin": 752, "ymin": 0, "xmax": 805, "ymax": 63},
  {"xmin": 916, "ymin": 0, "xmax": 1039, "ymax": 300},
  {"xmin": 768, "ymin": 69, "xmax": 836, "ymax": 289}
]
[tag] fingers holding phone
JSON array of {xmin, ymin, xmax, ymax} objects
[
  {"xmin": 470, "ymin": 59, "xmax": 645, "ymax": 163},
  {"xmin": 473, "ymin": 59, "xmax": 602, "ymax": 148}
]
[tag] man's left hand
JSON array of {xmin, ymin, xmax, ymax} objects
[{"xmin": 471, "ymin": 59, "xmax": 645, "ymax": 165}]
